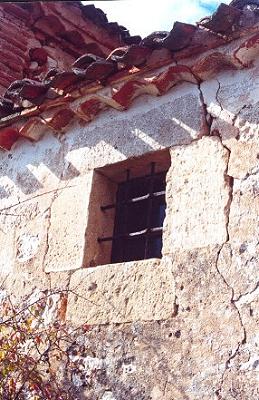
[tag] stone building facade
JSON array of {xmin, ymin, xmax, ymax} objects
[{"xmin": 0, "ymin": 1, "xmax": 258, "ymax": 399}]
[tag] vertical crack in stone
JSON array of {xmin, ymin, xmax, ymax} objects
[
  {"xmin": 197, "ymin": 82, "xmax": 213, "ymax": 135},
  {"xmin": 214, "ymin": 145, "xmax": 247, "ymax": 399},
  {"xmin": 42, "ymin": 190, "xmax": 58, "ymax": 272},
  {"xmin": 187, "ymin": 83, "xmax": 250, "ymax": 398},
  {"xmin": 223, "ymin": 149, "xmax": 234, "ymax": 243},
  {"xmin": 168, "ymin": 88, "xmax": 245, "ymax": 399},
  {"xmin": 215, "ymin": 79, "xmax": 224, "ymax": 112},
  {"xmin": 214, "ymin": 244, "xmax": 247, "ymax": 399}
]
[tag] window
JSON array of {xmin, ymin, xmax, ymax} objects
[
  {"xmin": 98, "ymin": 162, "xmax": 168, "ymax": 263},
  {"xmin": 98, "ymin": 163, "xmax": 166, "ymax": 262},
  {"xmin": 84, "ymin": 149, "xmax": 170, "ymax": 267}
]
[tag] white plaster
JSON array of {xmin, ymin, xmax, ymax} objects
[
  {"xmin": 70, "ymin": 353, "xmax": 106, "ymax": 388},
  {"xmin": 236, "ymin": 286, "xmax": 259, "ymax": 305},
  {"xmin": 246, "ymin": 241, "xmax": 259, "ymax": 255},
  {"xmin": 0, "ymin": 289, "xmax": 7, "ymax": 302},
  {"xmin": 16, "ymin": 233, "xmax": 40, "ymax": 263},
  {"xmin": 41, "ymin": 293, "xmax": 60, "ymax": 326},
  {"xmin": 101, "ymin": 392, "xmax": 117, "ymax": 400},
  {"xmin": 240, "ymin": 353, "xmax": 259, "ymax": 372}
]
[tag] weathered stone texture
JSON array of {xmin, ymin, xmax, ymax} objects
[
  {"xmin": 44, "ymin": 174, "xmax": 93, "ymax": 273},
  {"xmin": 220, "ymin": 294, "xmax": 259, "ymax": 400},
  {"xmin": 201, "ymin": 61, "xmax": 259, "ymax": 303},
  {"xmin": 67, "ymin": 258, "xmax": 175, "ymax": 325},
  {"xmin": 83, "ymin": 171, "xmax": 117, "ymax": 268},
  {"xmin": 65, "ymin": 82, "xmax": 208, "ymax": 173},
  {"xmin": 0, "ymin": 228, "xmax": 15, "ymax": 274},
  {"xmin": 201, "ymin": 60, "xmax": 259, "ymax": 181},
  {"xmin": 218, "ymin": 172, "xmax": 259, "ymax": 298},
  {"xmin": 0, "ymin": 192, "xmax": 53, "ymax": 274},
  {"xmin": 62, "ymin": 248, "xmax": 244, "ymax": 400},
  {"xmin": 163, "ymin": 136, "xmax": 230, "ymax": 253},
  {"xmin": 0, "ymin": 45, "xmax": 258, "ymax": 399},
  {"xmin": 0, "ymin": 81, "xmax": 208, "ymax": 275}
]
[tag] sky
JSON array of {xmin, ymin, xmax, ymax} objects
[{"xmin": 85, "ymin": 0, "xmax": 232, "ymax": 37}]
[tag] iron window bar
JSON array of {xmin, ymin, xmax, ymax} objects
[
  {"xmin": 144, "ymin": 162, "xmax": 155, "ymax": 258},
  {"xmin": 98, "ymin": 162, "xmax": 166, "ymax": 262},
  {"xmin": 98, "ymin": 226, "xmax": 163, "ymax": 243},
  {"xmin": 100, "ymin": 190, "xmax": 165, "ymax": 211},
  {"xmin": 122, "ymin": 169, "xmax": 130, "ymax": 261}
]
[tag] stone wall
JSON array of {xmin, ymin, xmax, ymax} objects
[{"xmin": 0, "ymin": 39, "xmax": 258, "ymax": 399}]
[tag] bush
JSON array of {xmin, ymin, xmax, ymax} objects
[{"xmin": 0, "ymin": 289, "xmax": 80, "ymax": 400}]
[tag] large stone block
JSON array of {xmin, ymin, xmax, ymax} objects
[
  {"xmin": 83, "ymin": 171, "xmax": 117, "ymax": 268},
  {"xmin": 67, "ymin": 258, "xmax": 175, "ymax": 325},
  {"xmin": 65, "ymin": 82, "xmax": 208, "ymax": 173},
  {"xmin": 12, "ymin": 193, "xmax": 53, "ymax": 273},
  {"xmin": 163, "ymin": 136, "xmax": 230, "ymax": 253},
  {"xmin": 44, "ymin": 173, "xmax": 93, "ymax": 272}
]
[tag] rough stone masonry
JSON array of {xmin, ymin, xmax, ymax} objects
[{"xmin": 0, "ymin": 1, "xmax": 258, "ymax": 399}]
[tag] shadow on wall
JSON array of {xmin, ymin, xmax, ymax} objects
[
  {"xmin": 0, "ymin": 79, "xmax": 258, "ymax": 200},
  {"xmin": 0, "ymin": 84, "xmax": 199, "ymax": 198}
]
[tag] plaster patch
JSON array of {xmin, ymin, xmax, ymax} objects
[
  {"xmin": 101, "ymin": 392, "xmax": 116, "ymax": 400},
  {"xmin": 16, "ymin": 233, "xmax": 40, "ymax": 262},
  {"xmin": 240, "ymin": 353, "xmax": 259, "ymax": 372},
  {"xmin": 0, "ymin": 290, "xmax": 7, "ymax": 303}
]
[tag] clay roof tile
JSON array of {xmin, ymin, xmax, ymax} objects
[
  {"xmin": 0, "ymin": 0, "xmax": 258, "ymax": 150},
  {"xmin": 199, "ymin": 3, "xmax": 242, "ymax": 34}
]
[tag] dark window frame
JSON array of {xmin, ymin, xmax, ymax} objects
[{"xmin": 98, "ymin": 162, "xmax": 166, "ymax": 263}]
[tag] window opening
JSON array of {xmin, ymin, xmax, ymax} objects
[{"xmin": 98, "ymin": 162, "xmax": 166, "ymax": 263}]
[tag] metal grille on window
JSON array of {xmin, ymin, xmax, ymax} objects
[{"xmin": 98, "ymin": 163, "xmax": 166, "ymax": 263}]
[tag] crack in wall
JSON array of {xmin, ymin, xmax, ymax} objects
[
  {"xmin": 196, "ymin": 80, "xmax": 249, "ymax": 398},
  {"xmin": 234, "ymin": 281, "xmax": 259, "ymax": 304},
  {"xmin": 215, "ymin": 243, "xmax": 247, "ymax": 399},
  {"xmin": 215, "ymin": 79, "xmax": 224, "ymax": 112},
  {"xmin": 198, "ymin": 82, "xmax": 235, "ymax": 240},
  {"xmin": 211, "ymin": 137, "xmax": 247, "ymax": 400},
  {"xmin": 224, "ymin": 155, "xmax": 234, "ymax": 243},
  {"xmin": 0, "ymin": 185, "xmax": 77, "ymax": 214},
  {"xmin": 214, "ymin": 171, "xmax": 246, "ymax": 399},
  {"xmin": 1, "ymin": 61, "xmax": 257, "ymax": 397},
  {"xmin": 197, "ymin": 82, "xmax": 213, "ymax": 135},
  {"xmin": 41, "ymin": 192, "xmax": 56, "ymax": 273}
]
